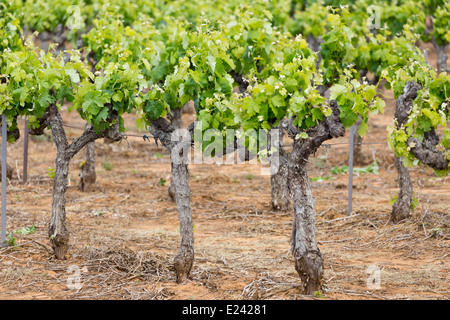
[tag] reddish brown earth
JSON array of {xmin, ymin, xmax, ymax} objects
[{"xmin": 0, "ymin": 43, "xmax": 448, "ymax": 300}]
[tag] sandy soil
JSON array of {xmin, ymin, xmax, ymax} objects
[{"xmin": 0, "ymin": 43, "xmax": 448, "ymax": 300}]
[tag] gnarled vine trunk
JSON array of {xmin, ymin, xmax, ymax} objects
[
  {"xmin": 46, "ymin": 102, "xmax": 122, "ymax": 259},
  {"xmin": 284, "ymin": 100, "xmax": 345, "ymax": 294},
  {"xmin": 391, "ymin": 81, "xmax": 421, "ymax": 223},
  {"xmin": 149, "ymin": 117, "xmax": 194, "ymax": 283},
  {"xmin": 288, "ymin": 156, "xmax": 324, "ymax": 295},
  {"xmin": 392, "ymin": 81, "xmax": 449, "ymax": 222},
  {"xmin": 48, "ymin": 105, "xmax": 71, "ymax": 259}
]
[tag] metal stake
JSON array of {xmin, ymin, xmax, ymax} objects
[
  {"xmin": 348, "ymin": 125, "xmax": 355, "ymax": 216},
  {"xmin": 1, "ymin": 114, "xmax": 7, "ymax": 247},
  {"xmin": 23, "ymin": 118, "xmax": 29, "ymax": 184}
]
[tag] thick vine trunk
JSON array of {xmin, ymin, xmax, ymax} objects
[
  {"xmin": 283, "ymin": 100, "xmax": 345, "ymax": 294},
  {"xmin": 149, "ymin": 117, "xmax": 194, "ymax": 283},
  {"xmin": 48, "ymin": 106, "xmax": 71, "ymax": 259},
  {"xmin": 79, "ymin": 141, "xmax": 96, "ymax": 192},
  {"xmin": 392, "ymin": 156, "xmax": 413, "ymax": 222},
  {"xmin": 288, "ymin": 157, "xmax": 323, "ymax": 295},
  {"xmin": 49, "ymin": 153, "xmax": 70, "ymax": 259},
  {"xmin": 171, "ymin": 161, "xmax": 194, "ymax": 283},
  {"xmin": 390, "ymin": 81, "xmax": 421, "ymax": 222},
  {"xmin": 270, "ymin": 128, "xmax": 290, "ymax": 211},
  {"xmin": 46, "ymin": 102, "xmax": 122, "ymax": 259},
  {"xmin": 392, "ymin": 82, "xmax": 449, "ymax": 222}
]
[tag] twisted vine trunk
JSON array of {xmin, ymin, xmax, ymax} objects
[
  {"xmin": 48, "ymin": 105, "xmax": 71, "ymax": 259},
  {"xmin": 284, "ymin": 100, "xmax": 345, "ymax": 294},
  {"xmin": 270, "ymin": 128, "xmax": 290, "ymax": 211},
  {"xmin": 391, "ymin": 82, "xmax": 421, "ymax": 223},
  {"xmin": 392, "ymin": 82, "xmax": 449, "ymax": 221},
  {"xmin": 149, "ymin": 117, "xmax": 194, "ymax": 283},
  {"xmin": 288, "ymin": 156, "xmax": 323, "ymax": 294},
  {"xmin": 46, "ymin": 102, "xmax": 122, "ymax": 259}
]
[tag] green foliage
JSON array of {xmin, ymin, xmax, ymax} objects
[
  {"xmin": 1, "ymin": 0, "xmax": 448, "ymax": 184},
  {"xmin": 432, "ymin": 2, "xmax": 450, "ymax": 46},
  {"xmin": 158, "ymin": 177, "xmax": 167, "ymax": 186},
  {"xmin": 331, "ymin": 161, "xmax": 379, "ymax": 175},
  {"xmin": 5, "ymin": 233, "xmax": 17, "ymax": 247},
  {"xmin": 320, "ymin": 10, "xmax": 358, "ymax": 84},
  {"xmin": 310, "ymin": 176, "xmax": 332, "ymax": 182},
  {"xmin": 152, "ymin": 152, "xmax": 164, "ymax": 159},
  {"xmin": 330, "ymin": 165, "xmax": 349, "ymax": 175},
  {"xmin": 102, "ymin": 158, "xmax": 113, "ymax": 171},
  {"xmin": 47, "ymin": 167, "xmax": 56, "ymax": 179},
  {"xmin": 244, "ymin": 174, "xmax": 255, "ymax": 180},
  {"xmin": 14, "ymin": 225, "xmax": 36, "ymax": 235}
]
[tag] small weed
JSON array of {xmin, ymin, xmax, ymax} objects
[
  {"xmin": 389, "ymin": 195, "xmax": 398, "ymax": 205},
  {"xmin": 430, "ymin": 227, "xmax": 443, "ymax": 238},
  {"xmin": 311, "ymin": 176, "xmax": 332, "ymax": 182},
  {"xmin": 314, "ymin": 291, "xmax": 326, "ymax": 299},
  {"xmin": 153, "ymin": 152, "xmax": 164, "ymax": 159},
  {"xmin": 47, "ymin": 167, "xmax": 56, "ymax": 179},
  {"xmin": 244, "ymin": 174, "xmax": 255, "ymax": 180},
  {"xmin": 331, "ymin": 165, "xmax": 349, "ymax": 175},
  {"xmin": 389, "ymin": 194, "xmax": 419, "ymax": 211},
  {"xmin": 103, "ymin": 158, "xmax": 113, "ymax": 171},
  {"xmin": 14, "ymin": 225, "xmax": 36, "ymax": 235},
  {"xmin": 411, "ymin": 196, "xmax": 419, "ymax": 211},
  {"xmin": 91, "ymin": 210, "xmax": 104, "ymax": 217},
  {"xmin": 354, "ymin": 161, "xmax": 379, "ymax": 174},
  {"xmin": 331, "ymin": 161, "xmax": 379, "ymax": 175},
  {"xmin": 158, "ymin": 177, "xmax": 167, "ymax": 186},
  {"xmin": 5, "ymin": 233, "xmax": 17, "ymax": 247}
]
